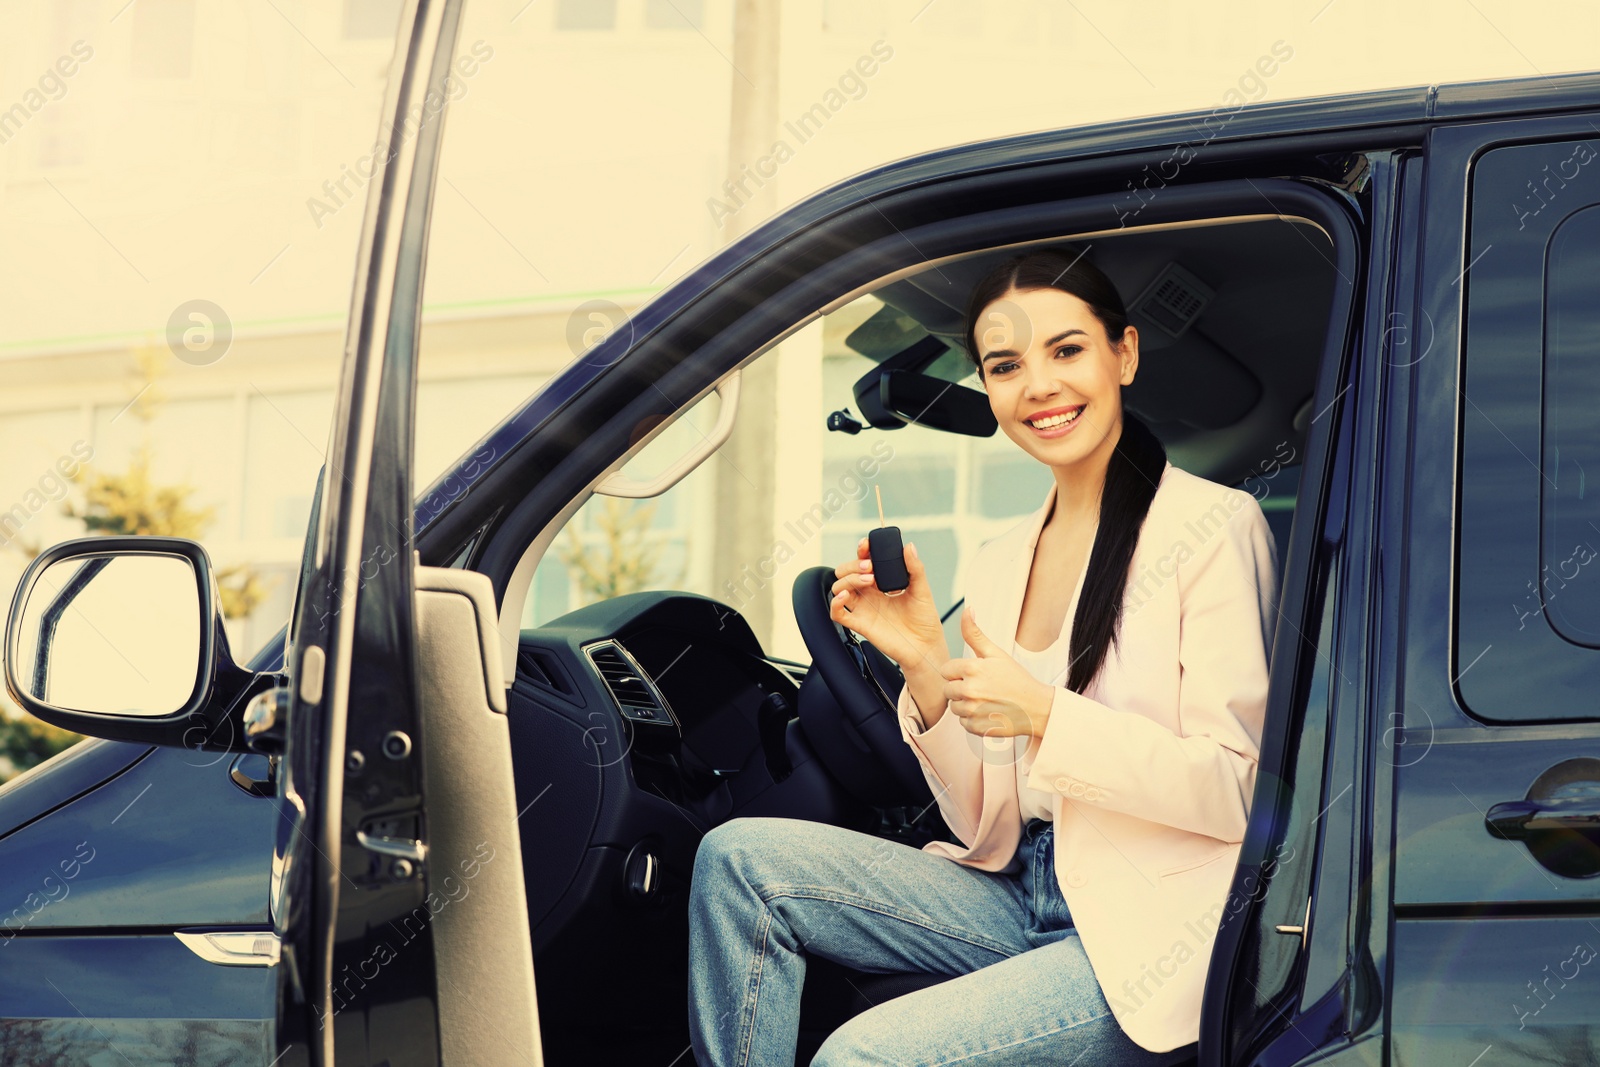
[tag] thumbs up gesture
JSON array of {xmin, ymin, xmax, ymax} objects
[{"xmin": 940, "ymin": 606, "xmax": 1057, "ymax": 740}]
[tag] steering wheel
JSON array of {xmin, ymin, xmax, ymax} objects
[{"xmin": 791, "ymin": 566, "xmax": 937, "ymax": 806}]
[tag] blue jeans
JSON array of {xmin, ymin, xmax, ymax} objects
[{"xmin": 687, "ymin": 815, "xmax": 1197, "ymax": 1066}]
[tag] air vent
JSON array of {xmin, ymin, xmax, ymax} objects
[
  {"xmin": 1129, "ymin": 263, "xmax": 1215, "ymax": 339},
  {"xmin": 515, "ymin": 646, "xmax": 580, "ymax": 702},
  {"xmin": 517, "ymin": 649, "xmax": 554, "ymax": 688},
  {"xmin": 586, "ymin": 642, "xmax": 674, "ymax": 725}
]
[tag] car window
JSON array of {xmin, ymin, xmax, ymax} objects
[
  {"xmin": 1539, "ymin": 206, "xmax": 1600, "ymax": 646},
  {"xmin": 522, "ymin": 292, "xmax": 1052, "ymax": 663},
  {"xmin": 520, "ymin": 388, "xmax": 715, "ymax": 629},
  {"xmin": 1457, "ymin": 137, "xmax": 1600, "ymax": 723}
]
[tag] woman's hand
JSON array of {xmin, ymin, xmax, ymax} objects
[
  {"xmin": 829, "ymin": 536, "xmax": 948, "ymax": 675},
  {"xmin": 941, "ymin": 606, "xmax": 1056, "ymax": 740}
]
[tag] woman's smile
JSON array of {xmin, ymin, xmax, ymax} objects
[{"xmin": 1024, "ymin": 403, "xmax": 1088, "ymax": 438}]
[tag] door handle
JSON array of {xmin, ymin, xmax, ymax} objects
[
  {"xmin": 1484, "ymin": 758, "xmax": 1600, "ymax": 879},
  {"xmin": 1485, "ymin": 798, "xmax": 1600, "ymax": 840}
]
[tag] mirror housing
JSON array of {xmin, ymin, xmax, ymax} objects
[
  {"xmin": 850, "ymin": 335, "xmax": 998, "ymax": 438},
  {"xmin": 878, "ymin": 370, "xmax": 998, "ymax": 437},
  {"xmin": 4, "ymin": 536, "xmax": 269, "ymax": 752}
]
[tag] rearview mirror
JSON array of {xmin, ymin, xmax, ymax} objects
[
  {"xmin": 879, "ymin": 370, "xmax": 998, "ymax": 437},
  {"xmin": 4, "ymin": 536, "xmax": 262, "ymax": 749},
  {"xmin": 849, "ymin": 335, "xmax": 998, "ymax": 438}
]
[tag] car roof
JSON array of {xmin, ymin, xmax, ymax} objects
[{"xmin": 832, "ymin": 70, "xmax": 1600, "ymax": 197}]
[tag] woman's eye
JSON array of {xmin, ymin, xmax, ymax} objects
[
  {"xmin": 1054, "ymin": 345, "xmax": 1083, "ymax": 359},
  {"xmin": 991, "ymin": 361, "xmax": 1019, "ymax": 375}
]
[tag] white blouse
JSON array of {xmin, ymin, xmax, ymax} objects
[
  {"xmin": 1009, "ymin": 532, "xmax": 1095, "ymax": 827},
  {"xmin": 1011, "ymin": 629, "xmax": 1073, "ymax": 824}
]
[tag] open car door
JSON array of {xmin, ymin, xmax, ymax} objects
[{"xmin": 268, "ymin": 1, "xmax": 541, "ymax": 1063}]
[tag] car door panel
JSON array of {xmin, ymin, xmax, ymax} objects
[
  {"xmin": 0, "ymin": 743, "xmax": 277, "ymax": 1063},
  {"xmin": 0, "ymin": 739, "xmax": 151, "ymax": 837},
  {"xmin": 1390, "ymin": 117, "xmax": 1600, "ymax": 1062},
  {"xmin": 1395, "ymin": 737, "xmax": 1600, "ymax": 905},
  {"xmin": 411, "ymin": 565, "xmax": 541, "ymax": 1064},
  {"xmin": 0, "ymin": 935, "xmax": 272, "ymax": 1064},
  {"xmin": 271, "ymin": 0, "xmax": 460, "ymax": 1060},
  {"xmin": 0, "ymin": 745, "xmax": 274, "ymax": 929},
  {"xmin": 1391, "ymin": 919, "xmax": 1599, "ymax": 1063},
  {"xmin": 267, "ymin": 1, "xmax": 547, "ymax": 1064}
]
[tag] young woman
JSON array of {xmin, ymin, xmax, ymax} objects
[{"xmin": 687, "ymin": 247, "xmax": 1279, "ymax": 1066}]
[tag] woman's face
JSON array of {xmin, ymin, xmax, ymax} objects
[{"xmin": 973, "ymin": 286, "xmax": 1139, "ymax": 473}]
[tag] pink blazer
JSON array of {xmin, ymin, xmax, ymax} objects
[{"xmin": 898, "ymin": 459, "xmax": 1279, "ymax": 1053}]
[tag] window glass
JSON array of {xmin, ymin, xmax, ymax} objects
[
  {"xmin": 827, "ymin": 451, "xmax": 954, "ymax": 519},
  {"xmin": 523, "ymin": 390, "xmax": 721, "ymax": 628},
  {"xmin": 1540, "ymin": 205, "xmax": 1600, "ymax": 646},
  {"xmin": 0, "ymin": 0, "xmax": 407, "ymax": 686},
  {"xmin": 415, "ymin": 374, "xmax": 544, "ymax": 490},
  {"xmin": 1293, "ymin": 553, "xmax": 1340, "ymax": 1011},
  {"xmin": 414, "ymin": 0, "xmax": 710, "ymax": 502},
  {"xmin": 1457, "ymin": 137, "xmax": 1600, "ymax": 723},
  {"xmin": 92, "ymin": 395, "xmax": 238, "ymax": 537}
]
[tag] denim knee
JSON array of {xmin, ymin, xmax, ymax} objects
[
  {"xmin": 808, "ymin": 1020, "xmax": 883, "ymax": 1067},
  {"xmin": 691, "ymin": 816, "xmax": 779, "ymax": 891}
]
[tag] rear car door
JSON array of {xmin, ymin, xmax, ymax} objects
[{"xmin": 1388, "ymin": 116, "xmax": 1600, "ymax": 1062}]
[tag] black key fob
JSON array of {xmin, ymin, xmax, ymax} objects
[{"xmin": 868, "ymin": 526, "xmax": 910, "ymax": 596}]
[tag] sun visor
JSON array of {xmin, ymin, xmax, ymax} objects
[{"xmin": 1123, "ymin": 327, "xmax": 1260, "ymax": 430}]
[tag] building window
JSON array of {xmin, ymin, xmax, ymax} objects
[
  {"xmin": 556, "ymin": 0, "xmax": 618, "ymax": 31},
  {"xmin": 646, "ymin": 0, "xmax": 704, "ymax": 29}
]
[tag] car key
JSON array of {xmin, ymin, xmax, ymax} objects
[{"xmin": 869, "ymin": 485, "xmax": 910, "ymax": 597}]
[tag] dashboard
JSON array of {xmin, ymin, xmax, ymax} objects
[
  {"xmin": 505, "ymin": 591, "xmax": 817, "ymax": 940},
  {"xmin": 515, "ymin": 591, "xmax": 803, "ymax": 807},
  {"xmin": 507, "ymin": 591, "xmax": 814, "ymax": 1056}
]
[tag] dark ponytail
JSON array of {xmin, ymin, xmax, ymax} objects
[
  {"xmin": 961, "ymin": 247, "xmax": 1168, "ymax": 695},
  {"xmin": 1066, "ymin": 411, "xmax": 1165, "ymax": 694}
]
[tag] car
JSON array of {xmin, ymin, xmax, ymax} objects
[{"xmin": 3, "ymin": 1, "xmax": 1599, "ymax": 1064}]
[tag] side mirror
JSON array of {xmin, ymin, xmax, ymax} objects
[{"xmin": 4, "ymin": 536, "xmax": 262, "ymax": 750}]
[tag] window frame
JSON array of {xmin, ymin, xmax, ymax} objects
[{"xmin": 1453, "ymin": 134, "xmax": 1600, "ymax": 724}]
